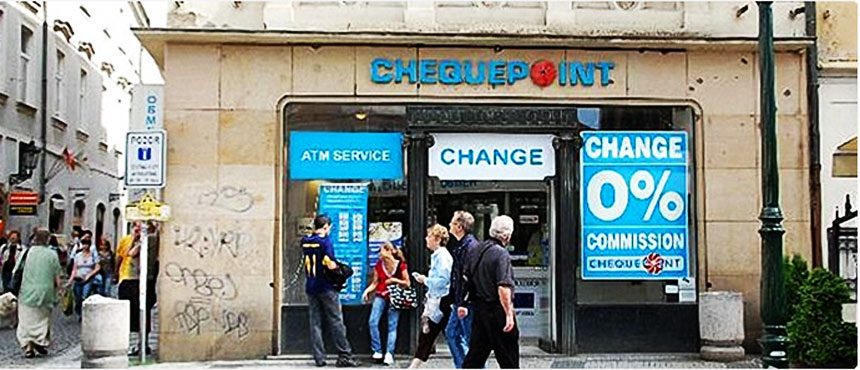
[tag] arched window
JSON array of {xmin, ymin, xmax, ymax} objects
[
  {"xmin": 49, "ymin": 194, "xmax": 65, "ymax": 233},
  {"xmin": 73, "ymin": 200, "xmax": 86, "ymax": 228},
  {"xmin": 95, "ymin": 203, "xmax": 106, "ymax": 247}
]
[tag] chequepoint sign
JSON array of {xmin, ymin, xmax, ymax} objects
[{"xmin": 370, "ymin": 58, "xmax": 615, "ymax": 88}]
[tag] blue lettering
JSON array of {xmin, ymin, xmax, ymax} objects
[
  {"xmin": 488, "ymin": 60, "xmax": 506, "ymax": 86},
  {"xmin": 458, "ymin": 149, "xmax": 474, "ymax": 164},
  {"xmin": 597, "ymin": 61, "xmax": 614, "ymax": 86},
  {"xmin": 506, "ymin": 61, "xmax": 529, "ymax": 85},
  {"xmin": 463, "ymin": 60, "xmax": 486, "ymax": 85},
  {"xmin": 439, "ymin": 59, "xmax": 462, "ymax": 85},
  {"xmin": 492, "ymin": 149, "xmax": 508, "ymax": 165},
  {"xmin": 475, "ymin": 149, "xmax": 491, "ymax": 165},
  {"xmin": 568, "ymin": 62, "xmax": 595, "ymax": 86},
  {"xmin": 419, "ymin": 59, "xmax": 438, "ymax": 84},
  {"xmin": 510, "ymin": 149, "xmax": 527, "ymax": 165},
  {"xmin": 530, "ymin": 149, "xmax": 543, "ymax": 165},
  {"xmin": 394, "ymin": 59, "xmax": 417, "ymax": 84},
  {"xmin": 441, "ymin": 148, "xmax": 455, "ymax": 165},
  {"xmin": 370, "ymin": 58, "xmax": 394, "ymax": 83}
]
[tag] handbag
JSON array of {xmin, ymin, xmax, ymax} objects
[
  {"xmin": 61, "ymin": 289, "xmax": 74, "ymax": 316},
  {"xmin": 324, "ymin": 260, "xmax": 354, "ymax": 292},
  {"xmin": 387, "ymin": 263, "xmax": 418, "ymax": 310}
]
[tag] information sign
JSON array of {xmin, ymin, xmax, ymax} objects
[{"xmin": 580, "ymin": 131, "xmax": 690, "ymax": 280}]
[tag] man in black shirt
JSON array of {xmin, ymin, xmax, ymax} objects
[
  {"xmin": 446, "ymin": 211, "xmax": 479, "ymax": 368},
  {"xmin": 462, "ymin": 215, "xmax": 519, "ymax": 369}
]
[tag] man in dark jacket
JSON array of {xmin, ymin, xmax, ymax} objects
[
  {"xmin": 302, "ymin": 215, "xmax": 360, "ymax": 368},
  {"xmin": 462, "ymin": 215, "xmax": 519, "ymax": 369},
  {"xmin": 445, "ymin": 210, "xmax": 479, "ymax": 368}
]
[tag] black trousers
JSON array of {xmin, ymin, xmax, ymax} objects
[
  {"xmin": 462, "ymin": 302, "xmax": 520, "ymax": 369},
  {"xmin": 118, "ymin": 279, "xmax": 157, "ymax": 333},
  {"xmin": 413, "ymin": 295, "xmax": 453, "ymax": 362}
]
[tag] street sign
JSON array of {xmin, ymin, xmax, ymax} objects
[
  {"xmin": 9, "ymin": 191, "xmax": 39, "ymax": 205},
  {"xmin": 125, "ymin": 131, "xmax": 166, "ymax": 188},
  {"xmin": 125, "ymin": 192, "xmax": 170, "ymax": 221},
  {"xmin": 580, "ymin": 131, "xmax": 690, "ymax": 280}
]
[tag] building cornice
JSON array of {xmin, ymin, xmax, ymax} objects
[{"xmin": 133, "ymin": 28, "xmax": 814, "ymax": 69}]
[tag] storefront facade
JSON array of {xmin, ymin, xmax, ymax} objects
[{"xmin": 142, "ymin": 39, "xmax": 813, "ymax": 361}]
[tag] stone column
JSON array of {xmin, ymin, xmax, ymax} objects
[
  {"xmin": 81, "ymin": 295, "xmax": 130, "ymax": 368},
  {"xmin": 699, "ymin": 291, "xmax": 745, "ymax": 362}
]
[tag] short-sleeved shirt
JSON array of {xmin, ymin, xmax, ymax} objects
[
  {"xmin": 464, "ymin": 238, "xmax": 515, "ymax": 304},
  {"xmin": 116, "ymin": 235, "xmax": 139, "ymax": 282},
  {"xmin": 374, "ymin": 259, "xmax": 408, "ymax": 299},
  {"xmin": 302, "ymin": 234, "xmax": 336, "ymax": 295},
  {"xmin": 73, "ymin": 251, "xmax": 100, "ymax": 279},
  {"xmin": 18, "ymin": 245, "xmax": 62, "ymax": 308}
]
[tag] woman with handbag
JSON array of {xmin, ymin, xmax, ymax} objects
[
  {"xmin": 65, "ymin": 237, "xmax": 100, "ymax": 320},
  {"xmin": 362, "ymin": 241, "xmax": 410, "ymax": 366}
]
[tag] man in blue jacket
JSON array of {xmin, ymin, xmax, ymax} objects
[
  {"xmin": 446, "ymin": 211, "xmax": 480, "ymax": 368},
  {"xmin": 302, "ymin": 215, "xmax": 360, "ymax": 368}
]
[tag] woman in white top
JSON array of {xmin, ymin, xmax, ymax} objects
[{"xmin": 66, "ymin": 237, "xmax": 100, "ymax": 319}]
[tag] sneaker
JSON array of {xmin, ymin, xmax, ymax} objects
[
  {"xmin": 372, "ymin": 352, "xmax": 383, "ymax": 363},
  {"xmin": 335, "ymin": 357, "xmax": 361, "ymax": 368},
  {"xmin": 384, "ymin": 353, "xmax": 394, "ymax": 366},
  {"xmin": 315, "ymin": 360, "xmax": 327, "ymax": 367}
]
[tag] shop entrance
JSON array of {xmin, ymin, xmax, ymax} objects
[{"xmin": 428, "ymin": 179, "xmax": 554, "ymax": 347}]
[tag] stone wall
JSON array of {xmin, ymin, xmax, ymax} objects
[{"xmin": 158, "ymin": 43, "xmax": 810, "ymax": 360}]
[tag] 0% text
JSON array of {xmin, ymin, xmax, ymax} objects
[{"xmin": 586, "ymin": 169, "xmax": 684, "ymax": 222}]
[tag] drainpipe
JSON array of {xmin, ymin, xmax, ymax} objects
[
  {"xmin": 805, "ymin": 1, "xmax": 823, "ymax": 268},
  {"xmin": 39, "ymin": 3, "xmax": 48, "ymax": 213}
]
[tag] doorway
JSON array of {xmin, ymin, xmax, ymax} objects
[{"xmin": 428, "ymin": 179, "xmax": 553, "ymax": 347}]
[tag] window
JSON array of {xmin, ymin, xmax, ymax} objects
[
  {"xmin": 79, "ymin": 69, "xmax": 87, "ymax": 127},
  {"xmin": 18, "ymin": 26, "xmax": 33, "ymax": 102},
  {"xmin": 54, "ymin": 50, "xmax": 65, "ymax": 117}
]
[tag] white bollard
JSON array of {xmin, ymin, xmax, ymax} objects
[
  {"xmin": 699, "ymin": 291, "xmax": 745, "ymax": 362},
  {"xmin": 81, "ymin": 295, "xmax": 130, "ymax": 368}
]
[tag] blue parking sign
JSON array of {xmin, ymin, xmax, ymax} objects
[{"xmin": 580, "ymin": 131, "xmax": 690, "ymax": 280}]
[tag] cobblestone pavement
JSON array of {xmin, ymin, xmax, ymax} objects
[{"xmin": 0, "ymin": 306, "xmax": 81, "ymax": 368}]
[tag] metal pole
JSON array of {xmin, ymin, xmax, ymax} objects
[
  {"xmin": 139, "ymin": 222, "xmax": 148, "ymax": 363},
  {"xmin": 757, "ymin": 2, "xmax": 789, "ymax": 368}
]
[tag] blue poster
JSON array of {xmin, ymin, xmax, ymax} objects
[
  {"xmin": 580, "ymin": 131, "xmax": 690, "ymax": 280},
  {"xmin": 319, "ymin": 183, "xmax": 369, "ymax": 304},
  {"xmin": 290, "ymin": 131, "xmax": 403, "ymax": 180}
]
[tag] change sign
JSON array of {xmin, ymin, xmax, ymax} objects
[
  {"xmin": 126, "ymin": 131, "xmax": 166, "ymax": 188},
  {"xmin": 580, "ymin": 131, "xmax": 690, "ymax": 280}
]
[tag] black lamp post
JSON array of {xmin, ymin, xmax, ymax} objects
[
  {"xmin": 9, "ymin": 141, "xmax": 41, "ymax": 187},
  {"xmin": 757, "ymin": 2, "xmax": 790, "ymax": 368}
]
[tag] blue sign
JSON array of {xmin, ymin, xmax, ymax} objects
[
  {"xmin": 290, "ymin": 132, "xmax": 403, "ymax": 180},
  {"xmin": 580, "ymin": 131, "xmax": 690, "ymax": 280},
  {"xmin": 319, "ymin": 183, "xmax": 370, "ymax": 305}
]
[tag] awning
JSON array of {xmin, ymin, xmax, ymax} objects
[{"xmin": 833, "ymin": 137, "xmax": 857, "ymax": 178}]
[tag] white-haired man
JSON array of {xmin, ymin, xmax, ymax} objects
[{"xmin": 461, "ymin": 215, "xmax": 519, "ymax": 369}]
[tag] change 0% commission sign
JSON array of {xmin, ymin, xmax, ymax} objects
[{"xmin": 580, "ymin": 131, "xmax": 690, "ymax": 280}]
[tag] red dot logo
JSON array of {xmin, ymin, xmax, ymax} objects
[
  {"xmin": 530, "ymin": 60, "xmax": 557, "ymax": 88},
  {"xmin": 643, "ymin": 253, "xmax": 664, "ymax": 275}
]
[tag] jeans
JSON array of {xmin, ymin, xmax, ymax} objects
[
  {"xmin": 368, "ymin": 296, "xmax": 400, "ymax": 354},
  {"xmin": 308, "ymin": 290, "xmax": 353, "ymax": 364},
  {"xmin": 98, "ymin": 273, "xmax": 111, "ymax": 297},
  {"xmin": 446, "ymin": 304, "xmax": 474, "ymax": 368},
  {"xmin": 73, "ymin": 278, "xmax": 98, "ymax": 316}
]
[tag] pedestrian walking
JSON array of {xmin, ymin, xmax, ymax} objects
[
  {"xmin": 461, "ymin": 215, "xmax": 519, "ymax": 369},
  {"xmin": 302, "ymin": 215, "xmax": 361, "ymax": 368},
  {"xmin": 97, "ymin": 237, "xmax": 114, "ymax": 297},
  {"xmin": 362, "ymin": 241, "xmax": 410, "ymax": 366},
  {"xmin": 409, "ymin": 224, "xmax": 454, "ymax": 369},
  {"xmin": 15, "ymin": 228, "xmax": 63, "ymax": 358},
  {"xmin": 66, "ymin": 236, "xmax": 100, "ymax": 320},
  {"xmin": 1, "ymin": 230, "xmax": 25, "ymax": 293},
  {"xmin": 446, "ymin": 211, "xmax": 479, "ymax": 368}
]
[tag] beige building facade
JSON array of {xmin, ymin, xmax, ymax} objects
[{"xmin": 137, "ymin": 1, "xmax": 815, "ymax": 361}]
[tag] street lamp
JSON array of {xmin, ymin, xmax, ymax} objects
[
  {"xmin": 9, "ymin": 141, "xmax": 41, "ymax": 187},
  {"xmin": 757, "ymin": 2, "xmax": 789, "ymax": 368}
]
